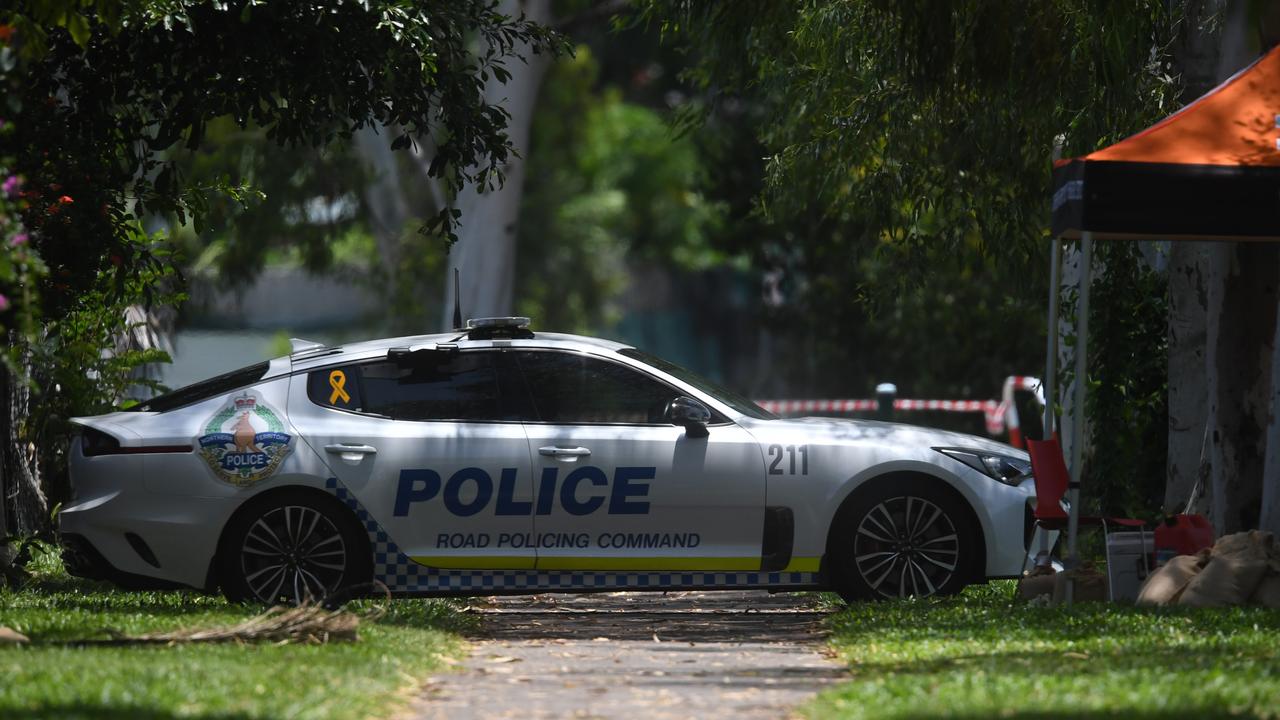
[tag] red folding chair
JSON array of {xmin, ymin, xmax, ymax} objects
[{"xmin": 1025, "ymin": 437, "xmax": 1148, "ymax": 600}]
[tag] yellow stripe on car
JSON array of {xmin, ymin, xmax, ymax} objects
[{"xmin": 782, "ymin": 557, "xmax": 821, "ymax": 572}]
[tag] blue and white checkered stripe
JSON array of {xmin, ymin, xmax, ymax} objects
[{"xmin": 323, "ymin": 476, "xmax": 820, "ymax": 593}]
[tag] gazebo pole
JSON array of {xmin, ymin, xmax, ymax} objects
[
  {"xmin": 1043, "ymin": 239, "xmax": 1061, "ymax": 438},
  {"xmin": 1065, "ymin": 231, "xmax": 1092, "ymax": 606}
]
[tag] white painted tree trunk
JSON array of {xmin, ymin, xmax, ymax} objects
[{"xmin": 441, "ymin": 0, "xmax": 554, "ymax": 328}]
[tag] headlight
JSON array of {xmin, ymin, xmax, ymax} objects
[{"xmin": 934, "ymin": 447, "xmax": 1031, "ymax": 486}]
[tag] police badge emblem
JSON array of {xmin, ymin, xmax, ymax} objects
[{"xmin": 197, "ymin": 392, "xmax": 293, "ymax": 486}]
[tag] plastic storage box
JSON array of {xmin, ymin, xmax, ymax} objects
[{"xmin": 1107, "ymin": 530, "xmax": 1154, "ymax": 602}]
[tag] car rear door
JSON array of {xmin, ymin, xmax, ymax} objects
[
  {"xmin": 288, "ymin": 349, "xmax": 536, "ymax": 569},
  {"xmin": 512, "ymin": 349, "xmax": 767, "ymax": 571}
]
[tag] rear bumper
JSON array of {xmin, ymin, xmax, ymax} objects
[
  {"xmin": 58, "ymin": 487, "xmax": 233, "ymax": 591},
  {"xmin": 60, "ymin": 533, "xmax": 185, "ymax": 590}
]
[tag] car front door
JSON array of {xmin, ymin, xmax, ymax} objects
[
  {"xmin": 513, "ymin": 349, "xmax": 766, "ymax": 572},
  {"xmin": 288, "ymin": 349, "xmax": 536, "ymax": 570}
]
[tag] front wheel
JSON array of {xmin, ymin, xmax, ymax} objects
[
  {"xmin": 829, "ymin": 478, "xmax": 980, "ymax": 602},
  {"xmin": 218, "ymin": 491, "xmax": 371, "ymax": 605}
]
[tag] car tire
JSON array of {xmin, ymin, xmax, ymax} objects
[
  {"xmin": 829, "ymin": 476, "xmax": 980, "ymax": 602},
  {"xmin": 218, "ymin": 490, "xmax": 372, "ymax": 605}
]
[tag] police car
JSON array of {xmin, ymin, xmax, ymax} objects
[{"xmin": 60, "ymin": 317, "xmax": 1036, "ymax": 604}]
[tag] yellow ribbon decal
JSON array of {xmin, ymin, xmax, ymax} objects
[{"xmin": 328, "ymin": 370, "xmax": 351, "ymax": 405}]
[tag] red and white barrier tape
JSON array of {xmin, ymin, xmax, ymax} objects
[
  {"xmin": 999, "ymin": 376, "xmax": 1045, "ymax": 448},
  {"xmin": 755, "ymin": 377, "xmax": 1044, "ymax": 440},
  {"xmin": 755, "ymin": 398, "xmax": 999, "ymax": 414},
  {"xmin": 755, "ymin": 399, "xmax": 879, "ymax": 414},
  {"xmin": 757, "ymin": 398, "xmax": 1007, "ymax": 436}
]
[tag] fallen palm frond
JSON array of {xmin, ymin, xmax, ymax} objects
[
  {"xmin": 61, "ymin": 583, "xmax": 391, "ymax": 647},
  {"xmin": 90, "ymin": 603, "xmax": 363, "ymax": 646}
]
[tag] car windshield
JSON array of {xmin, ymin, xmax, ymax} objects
[{"xmin": 619, "ymin": 349, "xmax": 777, "ymax": 420}]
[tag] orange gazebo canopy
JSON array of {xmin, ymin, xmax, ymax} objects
[{"xmin": 1052, "ymin": 45, "xmax": 1280, "ymax": 241}]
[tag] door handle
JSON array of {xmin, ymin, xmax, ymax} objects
[
  {"xmin": 538, "ymin": 446, "xmax": 591, "ymax": 458},
  {"xmin": 324, "ymin": 444, "xmax": 377, "ymax": 463},
  {"xmin": 325, "ymin": 444, "xmax": 377, "ymax": 455}
]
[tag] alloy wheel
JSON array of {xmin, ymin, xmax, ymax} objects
[
  {"xmin": 852, "ymin": 495, "xmax": 960, "ymax": 598},
  {"xmin": 239, "ymin": 504, "xmax": 347, "ymax": 604}
]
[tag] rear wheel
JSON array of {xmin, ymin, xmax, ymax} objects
[
  {"xmin": 219, "ymin": 491, "xmax": 371, "ymax": 605},
  {"xmin": 829, "ymin": 477, "xmax": 979, "ymax": 602}
]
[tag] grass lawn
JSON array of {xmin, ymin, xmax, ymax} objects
[
  {"xmin": 0, "ymin": 544, "xmax": 470, "ymax": 720},
  {"xmin": 807, "ymin": 582, "xmax": 1280, "ymax": 719}
]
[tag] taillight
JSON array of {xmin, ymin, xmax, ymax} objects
[{"xmin": 80, "ymin": 427, "xmax": 121, "ymax": 457}]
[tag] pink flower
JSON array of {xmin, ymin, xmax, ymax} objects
[
  {"xmin": 0, "ymin": 294, "xmax": 9, "ymax": 312},
  {"xmin": 11, "ymin": 232, "xmax": 27, "ymax": 246},
  {"xmin": 1, "ymin": 175, "xmax": 19, "ymax": 197}
]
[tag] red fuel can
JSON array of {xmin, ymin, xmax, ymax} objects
[{"xmin": 1153, "ymin": 514, "xmax": 1214, "ymax": 563}]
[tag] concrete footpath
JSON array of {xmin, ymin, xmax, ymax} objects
[{"xmin": 406, "ymin": 590, "xmax": 846, "ymax": 719}]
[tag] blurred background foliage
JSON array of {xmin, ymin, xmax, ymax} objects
[
  {"xmin": 516, "ymin": 46, "xmax": 732, "ymax": 334},
  {"xmin": 174, "ymin": 116, "xmax": 370, "ymax": 281}
]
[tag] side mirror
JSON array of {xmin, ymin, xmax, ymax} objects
[{"xmin": 667, "ymin": 396, "xmax": 711, "ymax": 439}]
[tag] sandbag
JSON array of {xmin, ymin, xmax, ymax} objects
[
  {"xmin": 1136, "ymin": 554, "xmax": 1205, "ymax": 606},
  {"xmin": 1251, "ymin": 573, "xmax": 1280, "ymax": 609},
  {"xmin": 1179, "ymin": 544, "xmax": 1269, "ymax": 608},
  {"xmin": 1018, "ymin": 571, "xmax": 1058, "ymax": 601},
  {"xmin": 1211, "ymin": 530, "xmax": 1274, "ymax": 558},
  {"xmin": 1052, "ymin": 566, "xmax": 1108, "ymax": 604}
]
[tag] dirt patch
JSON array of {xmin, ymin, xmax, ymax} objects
[{"xmin": 407, "ymin": 590, "xmax": 846, "ymax": 719}]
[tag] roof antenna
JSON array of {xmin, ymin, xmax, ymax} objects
[{"xmin": 451, "ymin": 267, "xmax": 463, "ymax": 331}]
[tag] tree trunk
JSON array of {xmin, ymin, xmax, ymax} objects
[
  {"xmin": 0, "ymin": 371, "xmax": 7, "ymax": 569},
  {"xmin": 1, "ymin": 356, "xmax": 48, "ymax": 537},
  {"xmin": 1205, "ymin": 242, "xmax": 1278, "ymax": 533},
  {"xmin": 1057, "ymin": 244, "xmax": 1085, "ymax": 472},
  {"xmin": 354, "ymin": 125, "xmax": 412, "ymax": 280},
  {"xmin": 1261, "ymin": 321, "xmax": 1280, "ymax": 534},
  {"xmin": 1164, "ymin": 0, "xmax": 1224, "ymax": 516},
  {"xmin": 1204, "ymin": 1, "xmax": 1280, "ymax": 535},
  {"xmin": 441, "ymin": 0, "xmax": 554, "ymax": 328},
  {"xmin": 1251, "ymin": 0, "xmax": 1280, "ymax": 537},
  {"xmin": 1166, "ymin": 241, "xmax": 1211, "ymax": 513}
]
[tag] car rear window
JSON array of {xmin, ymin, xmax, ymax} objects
[
  {"xmin": 130, "ymin": 361, "xmax": 271, "ymax": 413},
  {"xmin": 308, "ymin": 351, "xmax": 527, "ymax": 421}
]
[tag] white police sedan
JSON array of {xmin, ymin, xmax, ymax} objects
[{"xmin": 60, "ymin": 318, "xmax": 1036, "ymax": 604}]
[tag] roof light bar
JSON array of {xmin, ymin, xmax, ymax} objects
[
  {"xmin": 466, "ymin": 317, "xmax": 531, "ymax": 330},
  {"xmin": 465, "ymin": 317, "xmax": 533, "ymax": 340}
]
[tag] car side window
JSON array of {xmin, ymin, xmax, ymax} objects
[
  {"xmin": 514, "ymin": 351, "xmax": 682, "ymax": 425},
  {"xmin": 308, "ymin": 351, "xmax": 524, "ymax": 421}
]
